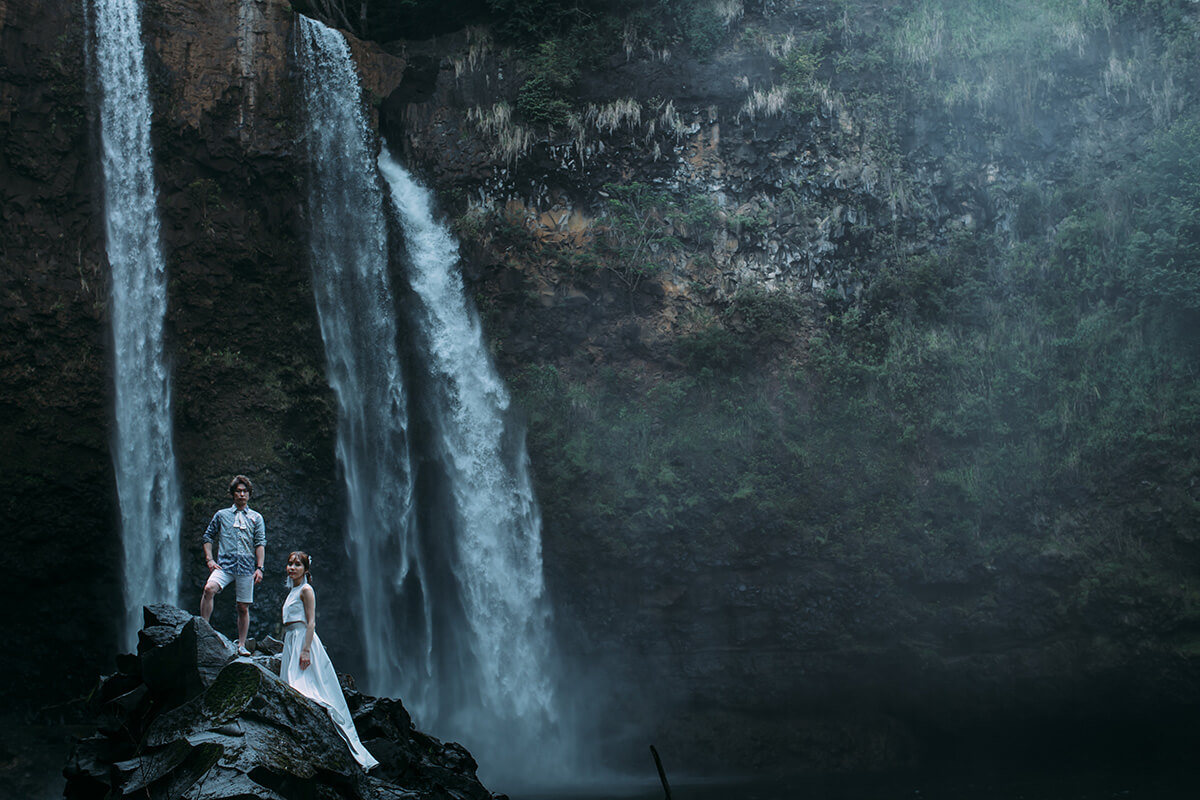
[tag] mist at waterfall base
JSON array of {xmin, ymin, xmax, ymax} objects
[
  {"xmin": 87, "ymin": 0, "xmax": 183, "ymax": 649},
  {"xmin": 380, "ymin": 151, "xmax": 581, "ymax": 787},
  {"xmin": 296, "ymin": 16, "xmax": 596, "ymax": 788},
  {"xmin": 513, "ymin": 763, "xmax": 1200, "ymax": 800}
]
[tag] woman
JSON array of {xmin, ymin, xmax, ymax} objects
[{"xmin": 281, "ymin": 551, "xmax": 379, "ymax": 771}]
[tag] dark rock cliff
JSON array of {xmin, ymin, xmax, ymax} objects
[
  {"xmin": 3, "ymin": 0, "xmax": 1199, "ymax": 781},
  {"xmin": 2, "ymin": 0, "xmax": 119, "ymax": 705},
  {"xmin": 1, "ymin": 0, "xmax": 400, "ymax": 708},
  {"xmin": 376, "ymin": 0, "xmax": 1200, "ymax": 773}
]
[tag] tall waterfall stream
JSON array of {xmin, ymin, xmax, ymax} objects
[
  {"xmin": 298, "ymin": 17, "xmax": 566, "ymax": 782},
  {"xmin": 89, "ymin": 0, "xmax": 183, "ymax": 647},
  {"xmin": 379, "ymin": 151, "xmax": 563, "ymax": 774},
  {"xmin": 295, "ymin": 15, "xmax": 430, "ymax": 709}
]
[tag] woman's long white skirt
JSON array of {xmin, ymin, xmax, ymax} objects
[{"xmin": 280, "ymin": 625, "xmax": 380, "ymax": 770}]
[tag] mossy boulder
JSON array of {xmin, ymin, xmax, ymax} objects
[{"xmin": 65, "ymin": 606, "xmax": 497, "ymax": 800}]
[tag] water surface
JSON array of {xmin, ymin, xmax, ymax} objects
[{"xmin": 514, "ymin": 765, "xmax": 1198, "ymax": 800}]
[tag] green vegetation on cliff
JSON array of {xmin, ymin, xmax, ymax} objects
[
  {"xmin": 497, "ymin": 0, "xmax": 1200, "ymax": 646},
  {"xmin": 239, "ymin": 0, "xmax": 1200, "ymax": 767}
]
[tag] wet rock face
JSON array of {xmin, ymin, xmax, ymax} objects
[
  {"xmin": 0, "ymin": 0, "xmax": 119, "ymax": 712},
  {"xmin": 375, "ymin": 7, "xmax": 1200, "ymax": 776},
  {"xmin": 140, "ymin": 0, "xmax": 343, "ymax": 644},
  {"xmin": 1, "ymin": 0, "xmax": 402, "ymax": 708},
  {"xmin": 382, "ymin": 25, "xmax": 918, "ymax": 383},
  {"xmin": 8, "ymin": 0, "xmax": 1199, "ymax": 780},
  {"xmin": 141, "ymin": 0, "xmax": 409, "ymax": 676},
  {"xmin": 64, "ymin": 604, "xmax": 496, "ymax": 800}
]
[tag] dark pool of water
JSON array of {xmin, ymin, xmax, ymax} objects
[
  {"xmin": 8, "ymin": 715, "xmax": 1194, "ymax": 800},
  {"xmin": 511, "ymin": 764, "xmax": 1199, "ymax": 800}
]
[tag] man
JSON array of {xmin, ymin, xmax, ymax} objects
[{"xmin": 200, "ymin": 474, "xmax": 266, "ymax": 656}]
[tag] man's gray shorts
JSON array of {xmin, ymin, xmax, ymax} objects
[{"xmin": 207, "ymin": 567, "xmax": 254, "ymax": 604}]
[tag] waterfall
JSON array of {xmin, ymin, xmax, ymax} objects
[
  {"xmin": 379, "ymin": 151, "xmax": 562, "ymax": 770},
  {"xmin": 295, "ymin": 16, "xmax": 435, "ymax": 714},
  {"xmin": 297, "ymin": 15, "xmax": 566, "ymax": 782},
  {"xmin": 89, "ymin": 0, "xmax": 182, "ymax": 646}
]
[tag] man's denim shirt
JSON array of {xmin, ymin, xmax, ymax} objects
[{"xmin": 203, "ymin": 505, "xmax": 266, "ymax": 575}]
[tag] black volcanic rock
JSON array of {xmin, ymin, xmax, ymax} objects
[
  {"xmin": 64, "ymin": 605, "xmax": 500, "ymax": 800},
  {"xmin": 138, "ymin": 605, "xmax": 238, "ymax": 706}
]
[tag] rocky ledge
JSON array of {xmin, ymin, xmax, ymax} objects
[{"xmin": 63, "ymin": 605, "xmax": 500, "ymax": 800}]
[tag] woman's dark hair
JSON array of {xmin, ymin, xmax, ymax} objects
[
  {"xmin": 228, "ymin": 474, "xmax": 253, "ymax": 496},
  {"xmin": 288, "ymin": 551, "xmax": 312, "ymax": 583}
]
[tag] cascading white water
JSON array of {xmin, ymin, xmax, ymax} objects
[
  {"xmin": 378, "ymin": 152, "xmax": 563, "ymax": 769},
  {"xmin": 295, "ymin": 16, "xmax": 436, "ymax": 714},
  {"xmin": 297, "ymin": 15, "xmax": 567, "ymax": 781},
  {"xmin": 90, "ymin": 0, "xmax": 183, "ymax": 646}
]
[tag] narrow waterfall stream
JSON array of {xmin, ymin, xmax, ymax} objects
[
  {"xmin": 295, "ymin": 15, "xmax": 434, "ymax": 713},
  {"xmin": 298, "ymin": 17, "xmax": 568, "ymax": 782},
  {"xmin": 89, "ymin": 0, "xmax": 182, "ymax": 646},
  {"xmin": 379, "ymin": 151, "xmax": 563, "ymax": 773}
]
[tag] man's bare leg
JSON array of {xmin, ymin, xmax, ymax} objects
[
  {"xmin": 200, "ymin": 581, "xmax": 219, "ymax": 621},
  {"xmin": 236, "ymin": 602, "xmax": 250, "ymax": 651}
]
